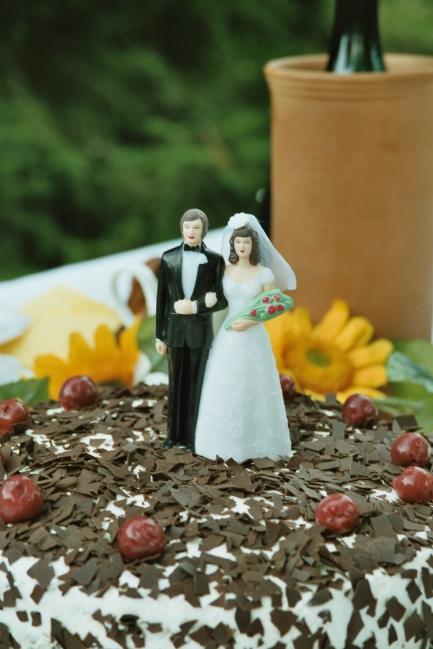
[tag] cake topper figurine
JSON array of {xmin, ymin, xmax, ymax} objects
[
  {"xmin": 195, "ymin": 212, "xmax": 296, "ymax": 463},
  {"xmin": 155, "ymin": 208, "xmax": 228, "ymax": 451}
]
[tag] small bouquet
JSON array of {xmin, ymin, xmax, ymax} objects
[{"xmin": 224, "ymin": 289, "xmax": 294, "ymax": 330}]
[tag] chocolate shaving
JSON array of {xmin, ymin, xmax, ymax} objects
[
  {"xmin": 27, "ymin": 559, "xmax": 55, "ymax": 589},
  {"xmin": 271, "ymin": 610, "xmax": 296, "ymax": 636},
  {"xmin": 393, "ymin": 414, "xmax": 419, "ymax": 431},
  {"xmin": 406, "ymin": 580, "xmax": 422, "ymax": 603},
  {"xmin": 352, "ymin": 579, "xmax": 374, "ymax": 611},
  {"xmin": 331, "ymin": 421, "xmax": 346, "ymax": 441},
  {"xmin": 404, "ymin": 610, "xmax": 425, "ymax": 640},
  {"xmin": 188, "ymin": 626, "xmax": 212, "ymax": 647},
  {"xmin": 386, "ymin": 597, "xmax": 405, "ymax": 621},
  {"xmin": 75, "ymin": 558, "xmax": 99, "ymax": 586},
  {"xmin": 30, "ymin": 584, "xmax": 45, "ymax": 605},
  {"xmin": 422, "ymin": 602, "xmax": 433, "ymax": 641},
  {"xmin": 308, "ymin": 589, "xmax": 332, "ymax": 606},
  {"xmin": 388, "ymin": 623, "xmax": 398, "ymax": 645}
]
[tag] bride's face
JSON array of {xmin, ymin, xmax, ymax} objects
[{"xmin": 234, "ymin": 236, "xmax": 252, "ymax": 261}]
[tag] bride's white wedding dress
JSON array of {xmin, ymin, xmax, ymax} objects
[{"xmin": 195, "ymin": 267, "xmax": 291, "ymax": 462}]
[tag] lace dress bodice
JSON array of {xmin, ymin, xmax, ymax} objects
[{"xmin": 223, "ymin": 266, "xmax": 274, "ymax": 318}]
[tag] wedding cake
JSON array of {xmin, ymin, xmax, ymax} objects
[{"xmin": 0, "ymin": 383, "xmax": 431, "ymax": 649}]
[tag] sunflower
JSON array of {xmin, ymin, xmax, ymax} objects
[
  {"xmin": 265, "ymin": 299, "xmax": 393, "ymax": 402},
  {"xmin": 34, "ymin": 318, "xmax": 141, "ymax": 399}
]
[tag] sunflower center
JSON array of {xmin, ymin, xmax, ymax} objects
[
  {"xmin": 283, "ymin": 337, "xmax": 353, "ymax": 394},
  {"xmin": 306, "ymin": 349, "xmax": 332, "ymax": 367}
]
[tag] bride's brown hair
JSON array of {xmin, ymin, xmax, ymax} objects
[{"xmin": 228, "ymin": 225, "xmax": 260, "ymax": 265}]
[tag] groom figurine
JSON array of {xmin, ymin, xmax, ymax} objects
[{"xmin": 155, "ymin": 208, "xmax": 227, "ymax": 451}]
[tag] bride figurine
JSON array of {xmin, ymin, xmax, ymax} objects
[{"xmin": 195, "ymin": 213, "xmax": 296, "ymax": 463}]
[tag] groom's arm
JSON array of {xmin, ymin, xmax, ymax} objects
[
  {"xmin": 155, "ymin": 256, "xmax": 169, "ymax": 347},
  {"xmin": 195, "ymin": 256, "xmax": 228, "ymax": 315}
]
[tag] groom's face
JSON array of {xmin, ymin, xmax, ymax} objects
[{"xmin": 182, "ymin": 218, "xmax": 203, "ymax": 246}]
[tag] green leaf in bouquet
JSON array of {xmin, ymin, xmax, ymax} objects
[
  {"xmin": 0, "ymin": 377, "xmax": 49, "ymax": 406},
  {"xmin": 224, "ymin": 289, "xmax": 293, "ymax": 330},
  {"xmin": 137, "ymin": 316, "xmax": 167, "ymax": 374}
]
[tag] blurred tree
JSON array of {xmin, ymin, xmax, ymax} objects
[{"xmin": 0, "ymin": 0, "xmax": 431, "ymax": 279}]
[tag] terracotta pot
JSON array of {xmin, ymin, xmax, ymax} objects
[{"xmin": 264, "ymin": 54, "xmax": 433, "ymax": 340}]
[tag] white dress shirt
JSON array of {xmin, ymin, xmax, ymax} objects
[{"xmin": 181, "ymin": 244, "xmax": 208, "ymax": 309}]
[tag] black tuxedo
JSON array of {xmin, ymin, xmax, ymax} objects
[{"xmin": 156, "ymin": 242, "xmax": 227, "ymax": 448}]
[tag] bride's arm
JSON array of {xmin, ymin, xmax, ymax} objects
[
  {"xmin": 231, "ymin": 281, "xmax": 276, "ymax": 332},
  {"xmin": 231, "ymin": 318, "xmax": 257, "ymax": 331}
]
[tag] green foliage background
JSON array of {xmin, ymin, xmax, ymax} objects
[{"xmin": 1, "ymin": 0, "xmax": 432, "ymax": 280}]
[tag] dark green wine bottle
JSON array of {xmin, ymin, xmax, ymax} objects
[{"xmin": 326, "ymin": 0, "xmax": 385, "ymax": 73}]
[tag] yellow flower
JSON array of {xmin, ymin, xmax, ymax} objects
[
  {"xmin": 265, "ymin": 299, "xmax": 393, "ymax": 402},
  {"xmin": 34, "ymin": 319, "xmax": 141, "ymax": 400}
]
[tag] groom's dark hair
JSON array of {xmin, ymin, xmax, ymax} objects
[
  {"xmin": 180, "ymin": 208, "xmax": 209, "ymax": 238},
  {"xmin": 229, "ymin": 225, "xmax": 260, "ymax": 265}
]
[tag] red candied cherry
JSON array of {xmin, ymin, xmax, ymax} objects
[
  {"xmin": 342, "ymin": 394, "xmax": 378, "ymax": 427},
  {"xmin": 279, "ymin": 374, "xmax": 296, "ymax": 403},
  {"xmin": 273, "ymin": 294, "xmax": 281, "ymax": 301},
  {"xmin": 276, "ymin": 304, "xmax": 285, "ymax": 312},
  {"xmin": 262, "ymin": 296, "xmax": 270, "ymax": 303},
  {"xmin": 250, "ymin": 309, "xmax": 257, "ymax": 317},
  {"xmin": 267, "ymin": 305, "xmax": 276, "ymax": 315},
  {"xmin": 59, "ymin": 375, "xmax": 98, "ymax": 410},
  {"xmin": 118, "ymin": 516, "xmax": 166, "ymax": 561},
  {"xmin": 0, "ymin": 475, "xmax": 43, "ymax": 523},
  {"xmin": 315, "ymin": 493, "xmax": 360, "ymax": 534},
  {"xmin": 0, "ymin": 399, "xmax": 30, "ymax": 436},
  {"xmin": 393, "ymin": 466, "xmax": 433, "ymax": 503},
  {"xmin": 391, "ymin": 432, "xmax": 431, "ymax": 467}
]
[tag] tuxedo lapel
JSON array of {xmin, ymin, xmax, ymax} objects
[{"xmin": 174, "ymin": 245, "xmax": 184, "ymax": 300}]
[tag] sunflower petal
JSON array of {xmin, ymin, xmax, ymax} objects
[
  {"xmin": 337, "ymin": 386, "xmax": 387, "ymax": 402},
  {"xmin": 334, "ymin": 317, "xmax": 374, "ymax": 352},
  {"xmin": 352, "ymin": 364, "xmax": 387, "ymax": 388},
  {"xmin": 34, "ymin": 354, "xmax": 67, "ymax": 379},
  {"xmin": 34, "ymin": 354, "xmax": 71, "ymax": 399},
  {"xmin": 32, "ymin": 320, "xmax": 141, "ymax": 396},
  {"xmin": 348, "ymin": 339, "xmax": 394, "ymax": 369},
  {"xmin": 91, "ymin": 325, "xmax": 121, "ymax": 383},
  {"xmin": 265, "ymin": 312, "xmax": 293, "ymax": 366},
  {"xmin": 68, "ymin": 333, "xmax": 93, "ymax": 376},
  {"xmin": 303, "ymin": 388, "xmax": 326, "ymax": 401},
  {"xmin": 313, "ymin": 299, "xmax": 350, "ymax": 342},
  {"xmin": 94, "ymin": 325, "xmax": 119, "ymax": 359},
  {"xmin": 119, "ymin": 317, "xmax": 140, "ymax": 385},
  {"xmin": 292, "ymin": 307, "xmax": 313, "ymax": 336}
]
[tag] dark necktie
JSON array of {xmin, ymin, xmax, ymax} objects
[{"xmin": 184, "ymin": 244, "xmax": 200, "ymax": 252}]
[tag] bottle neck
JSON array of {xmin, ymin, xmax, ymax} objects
[{"xmin": 327, "ymin": 0, "xmax": 385, "ymax": 73}]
